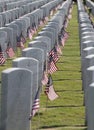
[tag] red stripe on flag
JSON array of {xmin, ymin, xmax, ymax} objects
[{"xmin": 0, "ymin": 52, "xmax": 6, "ymax": 65}]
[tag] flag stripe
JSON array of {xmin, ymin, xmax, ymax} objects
[
  {"xmin": 48, "ymin": 61, "xmax": 58, "ymax": 74},
  {"xmin": 0, "ymin": 52, "xmax": 6, "ymax": 65},
  {"xmin": 30, "ymin": 99, "xmax": 40, "ymax": 118}
]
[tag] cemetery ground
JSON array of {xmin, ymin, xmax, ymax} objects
[
  {"xmin": 1, "ymin": 3, "xmax": 94, "ymax": 130},
  {"xmin": 31, "ymin": 4, "xmax": 86, "ymax": 130}
]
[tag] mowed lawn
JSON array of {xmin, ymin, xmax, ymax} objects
[
  {"xmin": 0, "ymin": 3, "xmax": 86, "ymax": 130},
  {"xmin": 31, "ymin": 4, "xmax": 86, "ymax": 130}
]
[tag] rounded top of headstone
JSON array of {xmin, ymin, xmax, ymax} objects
[
  {"xmin": 79, "ymin": 19, "xmax": 91, "ymax": 23},
  {"xmin": 86, "ymin": 54, "xmax": 94, "ymax": 59},
  {"xmin": 81, "ymin": 27, "xmax": 94, "ymax": 31},
  {"xmin": 83, "ymin": 47, "xmax": 94, "ymax": 51},
  {"xmin": 83, "ymin": 36, "xmax": 94, "ymax": 39},
  {"xmin": 2, "ymin": 68, "xmax": 30, "ymax": 73},
  {"xmin": 87, "ymin": 66, "xmax": 94, "ymax": 71},
  {"xmin": 83, "ymin": 40, "xmax": 94, "ymax": 44},
  {"xmin": 13, "ymin": 57, "xmax": 38, "ymax": 62},
  {"xmin": 23, "ymin": 47, "xmax": 43, "ymax": 51},
  {"xmin": 89, "ymin": 83, "xmax": 94, "ymax": 87},
  {"xmin": 82, "ymin": 32, "xmax": 94, "ymax": 35},
  {"xmin": 81, "ymin": 23, "xmax": 92, "ymax": 26},
  {"xmin": 29, "ymin": 40, "xmax": 48, "ymax": 47}
]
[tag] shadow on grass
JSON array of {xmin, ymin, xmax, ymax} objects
[
  {"xmin": 58, "ymin": 61, "xmax": 68, "ymax": 63},
  {"xmin": 63, "ymin": 54, "xmax": 80, "ymax": 57},
  {"xmin": 47, "ymin": 105, "xmax": 84, "ymax": 108},
  {"xmin": 57, "ymin": 70, "xmax": 81, "ymax": 72},
  {"xmin": 53, "ymin": 79, "xmax": 81, "ymax": 81},
  {"xmin": 40, "ymin": 124, "xmax": 87, "ymax": 129},
  {"xmin": 56, "ymin": 90, "xmax": 82, "ymax": 92},
  {"xmin": 58, "ymin": 59, "xmax": 80, "ymax": 63}
]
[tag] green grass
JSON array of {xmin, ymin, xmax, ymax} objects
[{"xmin": 31, "ymin": 4, "xmax": 86, "ymax": 130}]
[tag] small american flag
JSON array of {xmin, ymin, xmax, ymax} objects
[
  {"xmin": 48, "ymin": 51, "xmax": 58, "ymax": 74},
  {"xmin": 48, "ymin": 58, "xmax": 58, "ymax": 74},
  {"xmin": 69, "ymin": 7, "xmax": 72, "ymax": 14},
  {"xmin": 39, "ymin": 20, "xmax": 44, "ymax": 27},
  {"xmin": 56, "ymin": 44, "xmax": 62, "ymax": 55},
  {"xmin": 53, "ymin": 47, "xmax": 59, "ymax": 62},
  {"xmin": 60, "ymin": 30, "xmax": 69, "ymax": 47},
  {"xmin": 68, "ymin": 14, "xmax": 72, "ymax": 20},
  {"xmin": 49, "ymin": 48, "xmax": 59, "ymax": 63},
  {"xmin": 44, "ymin": 75, "xmax": 59, "ymax": 101},
  {"xmin": 64, "ymin": 20, "xmax": 68, "ymax": 29},
  {"xmin": 50, "ymin": 10, "xmax": 53, "ymax": 16},
  {"xmin": 28, "ymin": 30, "xmax": 32, "ymax": 40},
  {"xmin": 61, "ymin": 36, "xmax": 65, "ymax": 47},
  {"xmin": 41, "ymin": 71, "xmax": 48, "ymax": 86},
  {"xmin": 64, "ymin": 31, "xmax": 69, "ymax": 40},
  {"xmin": 33, "ymin": 26, "xmax": 37, "ymax": 34},
  {"xmin": 21, "ymin": 36, "xmax": 26, "ymax": 44},
  {"xmin": 30, "ymin": 28, "xmax": 35, "ymax": 36},
  {"xmin": 0, "ymin": 46, "xmax": 6, "ymax": 65},
  {"xmin": 17, "ymin": 42, "xmax": 24, "ymax": 49},
  {"xmin": 45, "ymin": 16, "xmax": 48, "ymax": 22},
  {"xmin": 6, "ymin": 47, "xmax": 15, "ymax": 58},
  {"xmin": 29, "ymin": 99, "xmax": 40, "ymax": 120}
]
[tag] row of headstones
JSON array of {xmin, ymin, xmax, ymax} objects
[
  {"xmin": 0, "ymin": 0, "xmax": 63, "ymax": 59},
  {"xmin": 0, "ymin": 0, "xmax": 73, "ymax": 130},
  {"xmin": 0, "ymin": 0, "xmax": 55, "ymax": 27},
  {"xmin": 0, "ymin": 0, "xmax": 37, "ymax": 12},
  {"xmin": 86, "ymin": 0, "xmax": 94, "ymax": 16},
  {"xmin": 77, "ymin": 0, "xmax": 94, "ymax": 130},
  {"xmin": 0, "ymin": 0, "xmax": 38, "ymax": 12}
]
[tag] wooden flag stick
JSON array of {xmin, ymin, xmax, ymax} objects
[
  {"xmin": 45, "ymin": 52, "xmax": 49, "ymax": 111},
  {"xmin": 46, "ymin": 52, "xmax": 49, "ymax": 73}
]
